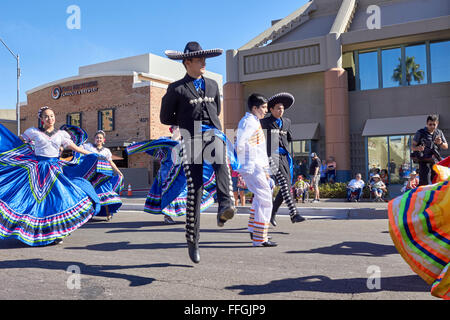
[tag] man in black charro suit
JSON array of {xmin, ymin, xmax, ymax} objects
[
  {"xmin": 260, "ymin": 93, "xmax": 306, "ymax": 227},
  {"xmin": 160, "ymin": 41, "xmax": 236, "ymax": 264}
]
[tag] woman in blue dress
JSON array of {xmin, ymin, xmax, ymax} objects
[
  {"xmin": 82, "ymin": 130, "xmax": 124, "ymax": 221},
  {"xmin": 0, "ymin": 106, "xmax": 109, "ymax": 246},
  {"xmin": 126, "ymin": 126, "xmax": 217, "ymax": 224}
]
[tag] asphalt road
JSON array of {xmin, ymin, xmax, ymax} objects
[{"xmin": 0, "ymin": 208, "xmax": 435, "ymax": 301}]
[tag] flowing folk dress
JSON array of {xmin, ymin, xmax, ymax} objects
[
  {"xmin": 82, "ymin": 142, "xmax": 123, "ymax": 217},
  {"xmin": 126, "ymin": 138, "xmax": 216, "ymax": 217},
  {"xmin": 388, "ymin": 157, "xmax": 450, "ymax": 300},
  {"xmin": 0, "ymin": 124, "xmax": 109, "ymax": 246},
  {"xmin": 126, "ymin": 131, "xmax": 239, "ymax": 218},
  {"xmin": 61, "ymin": 125, "xmax": 124, "ymax": 218}
]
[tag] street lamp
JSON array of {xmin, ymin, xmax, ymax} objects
[{"xmin": 0, "ymin": 38, "xmax": 21, "ymax": 136}]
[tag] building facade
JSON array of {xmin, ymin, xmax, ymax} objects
[
  {"xmin": 21, "ymin": 54, "xmax": 223, "ymax": 187},
  {"xmin": 0, "ymin": 109, "xmax": 18, "ymax": 134},
  {"xmin": 224, "ymin": 0, "xmax": 450, "ymax": 183}
]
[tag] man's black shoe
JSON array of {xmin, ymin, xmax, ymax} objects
[
  {"xmin": 217, "ymin": 206, "xmax": 236, "ymax": 227},
  {"xmin": 254, "ymin": 241, "xmax": 278, "ymax": 247},
  {"xmin": 291, "ymin": 214, "xmax": 306, "ymax": 224},
  {"xmin": 270, "ymin": 215, "xmax": 277, "ymax": 227},
  {"xmin": 187, "ymin": 242, "xmax": 200, "ymax": 264}
]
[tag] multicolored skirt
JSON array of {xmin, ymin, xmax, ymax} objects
[
  {"xmin": 388, "ymin": 158, "xmax": 450, "ymax": 300},
  {"xmin": 126, "ymin": 138, "xmax": 216, "ymax": 217},
  {"xmin": 0, "ymin": 124, "xmax": 104, "ymax": 246},
  {"xmin": 90, "ymin": 174, "xmax": 124, "ymax": 217},
  {"xmin": 60, "ymin": 124, "xmax": 124, "ymax": 217}
]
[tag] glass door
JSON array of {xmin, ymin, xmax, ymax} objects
[{"xmin": 367, "ymin": 136, "xmax": 388, "ymax": 181}]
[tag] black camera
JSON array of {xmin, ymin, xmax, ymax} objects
[{"xmin": 411, "ymin": 138, "xmax": 441, "ymax": 163}]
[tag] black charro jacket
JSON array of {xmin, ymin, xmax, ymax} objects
[
  {"xmin": 260, "ymin": 115, "xmax": 293, "ymax": 157},
  {"xmin": 159, "ymin": 74, "xmax": 222, "ymax": 135}
]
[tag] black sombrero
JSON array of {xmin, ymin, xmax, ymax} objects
[
  {"xmin": 165, "ymin": 41, "xmax": 223, "ymax": 60},
  {"xmin": 268, "ymin": 92, "xmax": 295, "ymax": 110}
]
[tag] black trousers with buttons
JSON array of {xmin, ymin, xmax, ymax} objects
[
  {"xmin": 271, "ymin": 154, "xmax": 298, "ymax": 218},
  {"xmin": 181, "ymin": 132, "xmax": 234, "ymax": 244}
]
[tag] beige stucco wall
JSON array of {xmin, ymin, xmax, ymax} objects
[
  {"xmin": 348, "ymin": 81, "xmax": 450, "ymax": 135},
  {"xmin": 242, "ymin": 72, "xmax": 325, "ymax": 127},
  {"xmin": 238, "ymin": 72, "xmax": 327, "ymax": 158}
]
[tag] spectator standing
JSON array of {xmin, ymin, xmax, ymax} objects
[
  {"xmin": 236, "ymin": 174, "xmax": 247, "ymax": 206},
  {"xmin": 300, "ymin": 159, "xmax": 309, "ymax": 180},
  {"xmin": 412, "ymin": 114, "xmax": 448, "ymax": 186},
  {"xmin": 309, "ymin": 153, "xmax": 321, "ymax": 202},
  {"xmin": 326, "ymin": 156, "xmax": 337, "ymax": 183},
  {"xmin": 320, "ymin": 159, "xmax": 327, "ymax": 184}
]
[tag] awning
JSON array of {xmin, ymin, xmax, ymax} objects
[
  {"xmin": 362, "ymin": 115, "xmax": 429, "ymax": 137},
  {"xmin": 290, "ymin": 122, "xmax": 320, "ymax": 140}
]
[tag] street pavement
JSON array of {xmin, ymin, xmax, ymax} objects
[{"xmin": 0, "ymin": 197, "xmax": 435, "ymax": 301}]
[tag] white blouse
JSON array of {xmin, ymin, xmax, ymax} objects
[
  {"xmin": 82, "ymin": 143, "xmax": 112, "ymax": 161},
  {"xmin": 22, "ymin": 127, "xmax": 73, "ymax": 158}
]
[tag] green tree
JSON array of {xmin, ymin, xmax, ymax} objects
[{"xmin": 392, "ymin": 56, "xmax": 425, "ymax": 86}]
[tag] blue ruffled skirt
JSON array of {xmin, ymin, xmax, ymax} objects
[
  {"xmin": 0, "ymin": 124, "xmax": 103, "ymax": 246},
  {"xmin": 126, "ymin": 127, "xmax": 239, "ymax": 217},
  {"xmin": 89, "ymin": 173, "xmax": 124, "ymax": 217},
  {"xmin": 126, "ymin": 138, "xmax": 216, "ymax": 217},
  {"xmin": 59, "ymin": 124, "xmax": 123, "ymax": 217}
]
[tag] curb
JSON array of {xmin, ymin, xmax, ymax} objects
[{"xmin": 120, "ymin": 203, "xmax": 388, "ymax": 220}]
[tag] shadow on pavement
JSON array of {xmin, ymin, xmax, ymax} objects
[
  {"xmin": 285, "ymin": 241, "xmax": 398, "ymax": 257},
  {"xmin": 92, "ymin": 225, "xmax": 290, "ymax": 237},
  {"xmin": 84, "ymin": 220, "xmax": 171, "ymax": 229},
  {"xmin": 64, "ymin": 241, "xmax": 253, "ymax": 252},
  {"xmin": 0, "ymin": 258, "xmax": 193, "ymax": 287},
  {"xmin": 225, "ymin": 274, "xmax": 429, "ymax": 295}
]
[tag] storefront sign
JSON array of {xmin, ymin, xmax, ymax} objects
[{"xmin": 51, "ymin": 81, "xmax": 99, "ymax": 100}]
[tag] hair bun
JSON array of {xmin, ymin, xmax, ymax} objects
[{"xmin": 38, "ymin": 106, "xmax": 51, "ymax": 119}]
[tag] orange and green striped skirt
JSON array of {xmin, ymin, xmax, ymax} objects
[{"xmin": 388, "ymin": 179, "xmax": 450, "ymax": 300}]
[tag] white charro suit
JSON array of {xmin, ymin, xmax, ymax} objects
[{"xmin": 236, "ymin": 112, "xmax": 272, "ymax": 245}]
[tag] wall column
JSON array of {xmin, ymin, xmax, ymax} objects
[
  {"xmin": 223, "ymin": 82, "xmax": 244, "ymax": 132},
  {"xmin": 324, "ymin": 68, "xmax": 351, "ymax": 182},
  {"xmin": 223, "ymin": 49, "xmax": 245, "ymax": 135}
]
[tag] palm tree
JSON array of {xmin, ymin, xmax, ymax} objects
[{"xmin": 392, "ymin": 56, "xmax": 425, "ymax": 85}]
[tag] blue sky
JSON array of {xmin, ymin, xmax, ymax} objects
[{"xmin": 0, "ymin": 0, "xmax": 309, "ymax": 109}]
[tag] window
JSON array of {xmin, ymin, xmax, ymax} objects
[
  {"xmin": 67, "ymin": 112, "xmax": 82, "ymax": 127},
  {"xmin": 382, "ymin": 47, "xmax": 401, "ymax": 88},
  {"xmin": 290, "ymin": 140, "xmax": 312, "ymax": 178},
  {"xmin": 404, "ymin": 44, "xmax": 427, "ymax": 86},
  {"xmin": 430, "ymin": 40, "xmax": 450, "ymax": 83},
  {"xmin": 98, "ymin": 109, "xmax": 114, "ymax": 132},
  {"xmin": 367, "ymin": 135, "xmax": 416, "ymax": 184},
  {"xmin": 354, "ymin": 39, "xmax": 449, "ymax": 91},
  {"xmin": 358, "ymin": 51, "xmax": 379, "ymax": 90}
]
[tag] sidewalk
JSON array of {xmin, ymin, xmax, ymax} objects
[{"xmin": 120, "ymin": 194, "xmax": 389, "ymax": 220}]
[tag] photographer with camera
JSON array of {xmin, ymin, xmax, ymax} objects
[{"xmin": 411, "ymin": 115, "xmax": 448, "ymax": 186}]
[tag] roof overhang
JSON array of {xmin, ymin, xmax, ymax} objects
[
  {"xmin": 291, "ymin": 122, "xmax": 320, "ymax": 140},
  {"xmin": 362, "ymin": 115, "xmax": 429, "ymax": 137}
]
